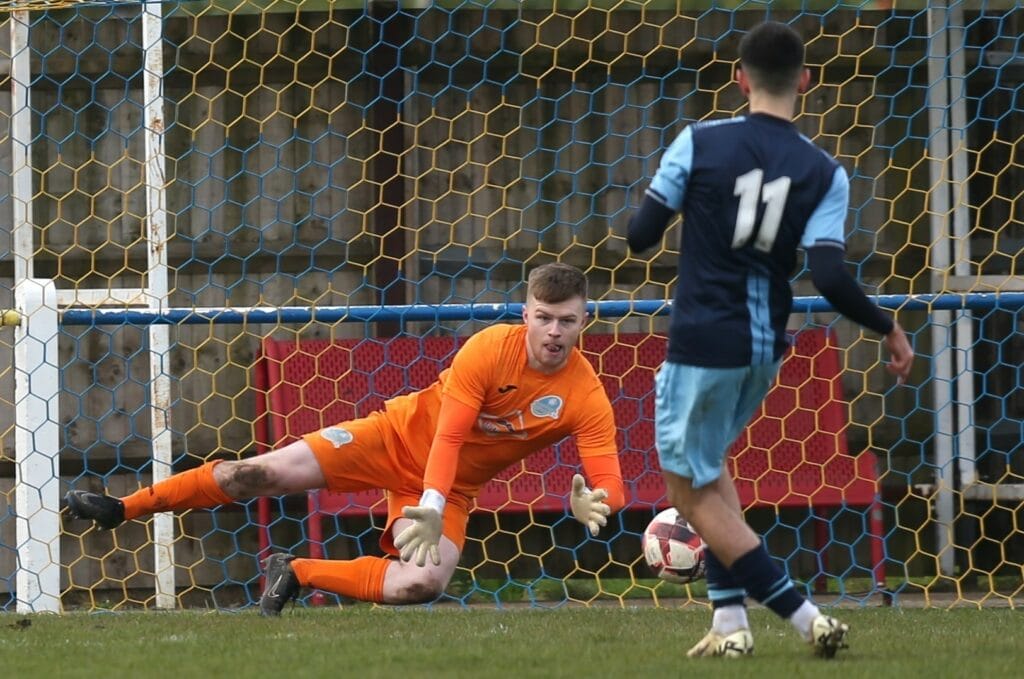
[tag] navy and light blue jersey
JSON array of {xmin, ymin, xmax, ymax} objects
[{"xmin": 643, "ymin": 113, "xmax": 848, "ymax": 367}]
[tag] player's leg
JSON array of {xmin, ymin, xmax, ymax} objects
[
  {"xmin": 260, "ymin": 492, "xmax": 470, "ymax": 614},
  {"xmin": 703, "ymin": 470, "xmax": 752, "ymax": 642},
  {"xmin": 671, "ymin": 473, "xmax": 754, "ymax": 656},
  {"xmin": 260, "ymin": 532, "xmax": 461, "ymax": 615},
  {"xmin": 378, "ymin": 521, "xmax": 460, "ymax": 603},
  {"xmin": 677, "ymin": 470, "xmax": 846, "ymax": 657},
  {"xmin": 659, "ymin": 362, "xmax": 848, "ymax": 657},
  {"xmin": 729, "ymin": 361, "xmax": 848, "ymax": 657},
  {"xmin": 673, "ymin": 472, "xmax": 849, "ymax": 657},
  {"xmin": 656, "ymin": 362, "xmax": 757, "ymax": 657},
  {"xmin": 278, "ymin": 524, "xmax": 461, "ymax": 605},
  {"xmin": 663, "ymin": 472, "xmax": 757, "ymax": 657},
  {"xmin": 65, "ymin": 413, "xmax": 395, "ymax": 530},
  {"xmin": 65, "ymin": 440, "xmax": 325, "ymax": 530}
]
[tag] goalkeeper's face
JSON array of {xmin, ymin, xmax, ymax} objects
[{"xmin": 522, "ymin": 294, "xmax": 587, "ymax": 373}]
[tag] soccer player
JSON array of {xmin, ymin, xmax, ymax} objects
[
  {"xmin": 65, "ymin": 262, "xmax": 625, "ymax": 614},
  {"xmin": 627, "ymin": 21, "xmax": 914, "ymax": 659}
]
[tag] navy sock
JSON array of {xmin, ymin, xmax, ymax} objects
[
  {"xmin": 729, "ymin": 542, "xmax": 805, "ymax": 619},
  {"xmin": 705, "ymin": 548, "xmax": 746, "ymax": 609}
]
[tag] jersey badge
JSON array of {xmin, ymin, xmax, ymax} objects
[
  {"xmin": 320, "ymin": 427, "xmax": 354, "ymax": 448},
  {"xmin": 530, "ymin": 395, "xmax": 564, "ymax": 420}
]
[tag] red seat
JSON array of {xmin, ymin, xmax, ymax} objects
[{"xmin": 254, "ymin": 329, "xmax": 883, "ymax": 586}]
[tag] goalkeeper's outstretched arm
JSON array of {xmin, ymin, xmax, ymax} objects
[{"xmin": 570, "ymin": 453, "xmax": 625, "ymax": 536}]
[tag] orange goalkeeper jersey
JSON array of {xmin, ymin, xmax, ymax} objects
[{"xmin": 380, "ymin": 323, "xmax": 618, "ymax": 498}]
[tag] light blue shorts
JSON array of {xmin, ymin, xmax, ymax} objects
[{"xmin": 655, "ymin": 360, "xmax": 781, "ymax": 489}]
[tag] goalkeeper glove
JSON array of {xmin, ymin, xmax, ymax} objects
[
  {"xmin": 394, "ymin": 489, "xmax": 445, "ymax": 567},
  {"xmin": 570, "ymin": 473, "xmax": 610, "ymax": 537}
]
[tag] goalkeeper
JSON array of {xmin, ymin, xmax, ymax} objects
[{"xmin": 66, "ymin": 262, "xmax": 625, "ymax": 614}]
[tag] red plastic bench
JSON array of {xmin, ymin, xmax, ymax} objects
[{"xmin": 253, "ymin": 330, "xmax": 883, "ymax": 586}]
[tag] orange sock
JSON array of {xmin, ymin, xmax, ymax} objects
[
  {"xmin": 121, "ymin": 460, "xmax": 234, "ymax": 520},
  {"xmin": 291, "ymin": 556, "xmax": 389, "ymax": 603}
]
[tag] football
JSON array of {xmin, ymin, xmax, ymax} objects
[{"xmin": 641, "ymin": 507, "xmax": 706, "ymax": 584}]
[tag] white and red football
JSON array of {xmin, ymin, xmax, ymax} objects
[{"xmin": 641, "ymin": 507, "xmax": 706, "ymax": 584}]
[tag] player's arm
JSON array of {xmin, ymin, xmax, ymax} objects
[
  {"xmin": 627, "ymin": 194, "xmax": 676, "ymax": 253},
  {"xmin": 803, "ymin": 165, "xmax": 914, "ymax": 383},
  {"xmin": 396, "ymin": 333, "xmax": 491, "ymax": 566},
  {"xmin": 807, "ymin": 246, "xmax": 914, "ymax": 383},
  {"xmin": 570, "ymin": 390, "xmax": 626, "ymax": 536},
  {"xmin": 420, "ymin": 394, "xmax": 478, "ymax": 506},
  {"xmin": 577, "ymin": 453, "xmax": 625, "ymax": 510},
  {"xmin": 395, "ymin": 391, "xmax": 478, "ymax": 567},
  {"xmin": 627, "ymin": 126, "xmax": 693, "ymax": 253},
  {"xmin": 807, "ymin": 244, "xmax": 893, "ymax": 335},
  {"xmin": 395, "ymin": 393, "xmax": 478, "ymax": 566},
  {"xmin": 571, "ymin": 455, "xmax": 625, "ymax": 537},
  {"xmin": 418, "ymin": 331, "xmax": 491, "ymax": 506}
]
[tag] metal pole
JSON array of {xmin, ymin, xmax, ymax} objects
[
  {"xmin": 142, "ymin": 2, "xmax": 176, "ymax": 609},
  {"xmin": 369, "ymin": 1, "xmax": 409, "ymax": 336},
  {"xmin": 14, "ymin": 279, "xmax": 61, "ymax": 613},
  {"xmin": 946, "ymin": 6, "xmax": 976, "ymax": 490},
  {"xmin": 926, "ymin": 4, "xmax": 956, "ymax": 578},
  {"xmin": 47, "ymin": 291, "xmax": 1024, "ymax": 327},
  {"xmin": 10, "ymin": 10, "xmax": 32, "ymax": 281},
  {"xmin": 9, "ymin": 9, "xmax": 61, "ymax": 614}
]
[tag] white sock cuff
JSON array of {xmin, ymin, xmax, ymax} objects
[{"xmin": 789, "ymin": 600, "xmax": 821, "ymax": 638}]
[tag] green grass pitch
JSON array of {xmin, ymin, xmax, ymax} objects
[{"xmin": 2, "ymin": 607, "xmax": 1021, "ymax": 678}]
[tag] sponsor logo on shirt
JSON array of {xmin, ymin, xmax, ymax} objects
[
  {"xmin": 320, "ymin": 427, "xmax": 354, "ymax": 448},
  {"xmin": 477, "ymin": 410, "xmax": 527, "ymax": 439},
  {"xmin": 530, "ymin": 395, "xmax": 563, "ymax": 420}
]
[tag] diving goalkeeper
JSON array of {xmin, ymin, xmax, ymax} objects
[{"xmin": 66, "ymin": 263, "xmax": 625, "ymax": 614}]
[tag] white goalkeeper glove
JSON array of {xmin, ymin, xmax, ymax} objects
[
  {"xmin": 394, "ymin": 489, "xmax": 445, "ymax": 567},
  {"xmin": 570, "ymin": 473, "xmax": 610, "ymax": 537}
]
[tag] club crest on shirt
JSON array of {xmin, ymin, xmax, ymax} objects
[
  {"xmin": 320, "ymin": 427, "xmax": 354, "ymax": 448},
  {"xmin": 530, "ymin": 395, "xmax": 563, "ymax": 420}
]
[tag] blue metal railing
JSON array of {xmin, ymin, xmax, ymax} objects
[{"xmin": 58, "ymin": 292, "xmax": 1024, "ymax": 326}]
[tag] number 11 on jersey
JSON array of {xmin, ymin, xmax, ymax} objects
[{"xmin": 732, "ymin": 169, "xmax": 792, "ymax": 252}]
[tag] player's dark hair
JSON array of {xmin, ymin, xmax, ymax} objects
[
  {"xmin": 527, "ymin": 263, "xmax": 587, "ymax": 304},
  {"xmin": 739, "ymin": 21, "xmax": 805, "ymax": 96}
]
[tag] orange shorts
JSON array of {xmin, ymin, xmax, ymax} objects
[{"xmin": 302, "ymin": 411, "xmax": 472, "ymax": 555}]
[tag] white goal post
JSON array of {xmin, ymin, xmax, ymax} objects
[{"xmin": 14, "ymin": 279, "xmax": 60, "ymax": 613}]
